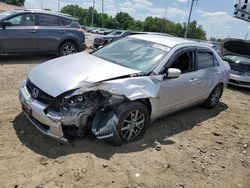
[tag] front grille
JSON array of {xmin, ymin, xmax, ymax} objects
[{"xmin": 26, "ymin": 80, "xmax": 55, "ymax": 105}]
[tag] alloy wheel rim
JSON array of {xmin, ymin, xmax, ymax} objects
[
  {"xmin": 121, "ymin": 110, "xmax": 145, "ymax": 141},
  {"xmin": 62, "ymin": 45, "xmax": 75, "ymax": 55},
  {"xmin": 210, "ymin": 87, "xmax": 221, "ymax": 106}
]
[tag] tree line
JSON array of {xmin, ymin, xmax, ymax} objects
[
  {"xmin": 61, "ymin": 5, "xmax": 207, "ymax": 40},
  {"xmin": 0, "ymin": 1, "xmax": 208, "ymax": 40},
  {"xmin": 0, "ymin": 0, "xmax": 25, "ymax": 6}
]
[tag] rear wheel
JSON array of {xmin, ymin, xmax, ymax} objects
[
  {"xmin": 203, "ymin": 84, "xmax": 223, "ymax": 109},
  {"xmin": 115, "ymin": 101, "xmax": 149, "ymax": 144},
  {"xmin": 59, "ymin": 42, "xmax": 78, "ymax": 56}
]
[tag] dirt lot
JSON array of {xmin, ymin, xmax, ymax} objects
[{"xmin": 0, "ymin": 54, "xmax": 249, "ymax": 188}]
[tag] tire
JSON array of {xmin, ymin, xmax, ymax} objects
[
  {"xmin": 203, "ymin": 84, "xmax": 223, "ymax": 109},
  {"xmin": 115, "ymin": 101, "xmax": 149, "ymax": 144},
  {"xmin": 59, "ymin": 42, "xmax": 78, "ymax": 56}
]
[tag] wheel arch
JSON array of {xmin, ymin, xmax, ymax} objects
[
  {"xmin": 218, "ymin": 82, "xmax": 224, "ymax": 87},
  {"xmin": 136, "ymin": 98, "xmax": 152, "ymax": 116},
  {"xmin": 216, "ymin": 82, "xmax": 224, "ymax": 90}
]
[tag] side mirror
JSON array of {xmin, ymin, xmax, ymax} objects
[
  {"xmin": 2, "ymin": 21, "xmax": 11, "ymax": 29},
  {"xmin": 166, "ymin": 68, "xmax": 181, "ymax": 79}
]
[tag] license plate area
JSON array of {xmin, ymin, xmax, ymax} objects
[{"xmin": 21, "ymin": 102, "xmax": 32, "ymax": 117}]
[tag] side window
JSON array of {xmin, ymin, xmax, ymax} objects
[
  {"xmin": 61, "ymin": 18, "xmax": 72, "ymax": 26},
  {"xmin": 196, "ymin": 51, "xmax": 214, "ymax": 70},
  {"xmin": 7, "ymin": 14, "xmax": 36, "ymax": 26},
  {"xmin": 38, "ymin": 14, "xmax": 60, "ymax": 26},
  {"xmin": 170, "ymin": 51, "xmax": 193, "ymax": 73}
]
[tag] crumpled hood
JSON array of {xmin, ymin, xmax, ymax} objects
[
  {"xmin": 221, "ymin": 38, "xmax": 250, "ymax": 58},
  {"xmin": 28, "ymin": 52, "xmax": 140, "ymax": 97}
]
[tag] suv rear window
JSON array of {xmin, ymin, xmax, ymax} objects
[{"xmin": 38, "ymin": 14, "xmax": 60, "ymax": 26}]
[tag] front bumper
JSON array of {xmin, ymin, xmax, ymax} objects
[
  {"xmin": 93, "ymin": 38, "xmax": 106, "ymax": 49},
  {"xmin": 19, "ymin": 81, "xmax": 68, "ymax": 142},
  {"xmin": 93, "ymin": 42, "xmax": 103, "ymax": 49},
  {"xmin": 229, "ymin": 71, "xmax": 250, "ymax": 88}
]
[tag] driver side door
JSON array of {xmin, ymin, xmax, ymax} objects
[
  {"xmin": 0, "ymin": 13, "xmax": 38, "ymax": 53},
  {"xmin": 157, "ymin": 48, "xmax": 204, "ymax": 117}
]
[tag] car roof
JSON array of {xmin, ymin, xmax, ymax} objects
[
  {"xmin": 129, "ymin": 34, "xmax": 209, "ymax": 48},
  {"xmin": 11, "ymin": 9, "xmax": 77, "ymax": 20}
]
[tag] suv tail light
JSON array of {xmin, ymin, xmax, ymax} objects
[{"xmin": 78, "ymin": 28, "xmax": 85, "ymax": 33}]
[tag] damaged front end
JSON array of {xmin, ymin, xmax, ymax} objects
[{"xmin": 46, "ymin": 90, "xmax": 126, "ymax": 142}]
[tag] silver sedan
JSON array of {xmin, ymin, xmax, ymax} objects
[{"xmin": 19, "ymin": 34, "xmax": 231, "ymax": 144}]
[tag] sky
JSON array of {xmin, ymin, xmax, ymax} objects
[{"xmin": 24, "ymin": 0, "xmax": 250, "ymax": 39}]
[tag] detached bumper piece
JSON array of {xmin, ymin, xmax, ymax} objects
[{"xmin": 92, "ymin": 110, "xmax": 122, "ymax": 145}]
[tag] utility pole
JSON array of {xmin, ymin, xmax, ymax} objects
[
  {"xmin": 91, "ymin": 0, "xmax": 96, "ymax": 27},
  {"xmin": 102, "ymin": 0, "xmax": 104, "ymax": 28},
  {"xmin": 58, "ymin": 0, "xmax": 61, "ymax": 12},
  {"xmin": 184, "ymin": 0, "xmax": 197, "ymax": 38},
  {"xmin": 41, "ymin": 0, "xmax": 43, "ymax": 9}
]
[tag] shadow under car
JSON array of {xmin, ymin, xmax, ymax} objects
[{"xmin": 13, "ymin": 102, "xmax": 228, "ymax": 160}]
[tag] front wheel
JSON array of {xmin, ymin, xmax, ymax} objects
[
  {"xmin": 115, "ymin": 101, "xmax": 149, "ymax": 144},
  {"xmin": 59, "ymin": 42, "xmax": 78, "ymax": 56},
  {"xmin": 203, "ymin": 84, "xmax": 223, "ymax": 109}
]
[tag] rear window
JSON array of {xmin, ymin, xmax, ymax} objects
[
  {"xmin": 196, "ymin": 51, "xmax": 215, "ymax": 70},
  {"xmin": 38, "ymin": 14, "xmax": 60, "ymax": 26}
]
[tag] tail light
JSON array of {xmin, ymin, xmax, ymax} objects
[{"xmin": 78, "ymin": 28, "xmax": 85, "ymax": 33}]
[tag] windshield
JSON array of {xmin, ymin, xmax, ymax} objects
[
  {"xmin": 0, "ymin": 11, "xmax": 13, "ymax": 19},
  {"xmin": 93, "ymin": 38, "xmax": 170, "ymax": 73},
  {"xmin": 107, "ymin": 30, "xmax": 123, "ymax": 36},
  {"xmin": 225, "ymin": 55, "xmax": 250, "ymax": 64}
]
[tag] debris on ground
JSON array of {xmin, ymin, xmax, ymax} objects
[{"xmin": 154, "ymin": 140, "xmax": 162, "ymax": 151}]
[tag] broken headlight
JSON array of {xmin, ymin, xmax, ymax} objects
[
  {"xmin": 62, "ymin": 90, "xmax": 111, "ymax": 108},
  {"xmin": 62, "ymin": 90, "xmax": 125, "ymax": 110},
  {"xmin": 64, "ymin": 95, "xmax": 85, "ymax": 106}
]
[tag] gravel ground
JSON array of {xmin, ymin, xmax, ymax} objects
[{"xmin": 0, "ymin": 53, "xmax": 249, "ymax": 188}]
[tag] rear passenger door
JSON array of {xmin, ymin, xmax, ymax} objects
[
  {"xmin": 37, "ymin": 14, "xmax": 69, "ymax": 52},
  {"xmin": 195, "ymin": 49, "xmax": 221, "ymax": 96},
  {"xmin": 0, "ymin": 13, "xmax": 38, "ymax": 53}
]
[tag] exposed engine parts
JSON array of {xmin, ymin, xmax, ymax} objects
[{"xmin": 46, "ymin": 90, "xmax": 125, "ymax": 140}]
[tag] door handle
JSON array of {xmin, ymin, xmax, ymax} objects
[
  {"xmin": 29, "ymin": 30, "xmax": 37, "ymax": 33},
  {"xmin": 189, "ymin": 78, "xmax": 199, "ymax": 82},
  {"xmin": 59, "ymin": 30, "xmax": 65, "ymax": 34},
  {"xmin": 213, "ymin": 71, "xmax": 220, "ymax": 75}
]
